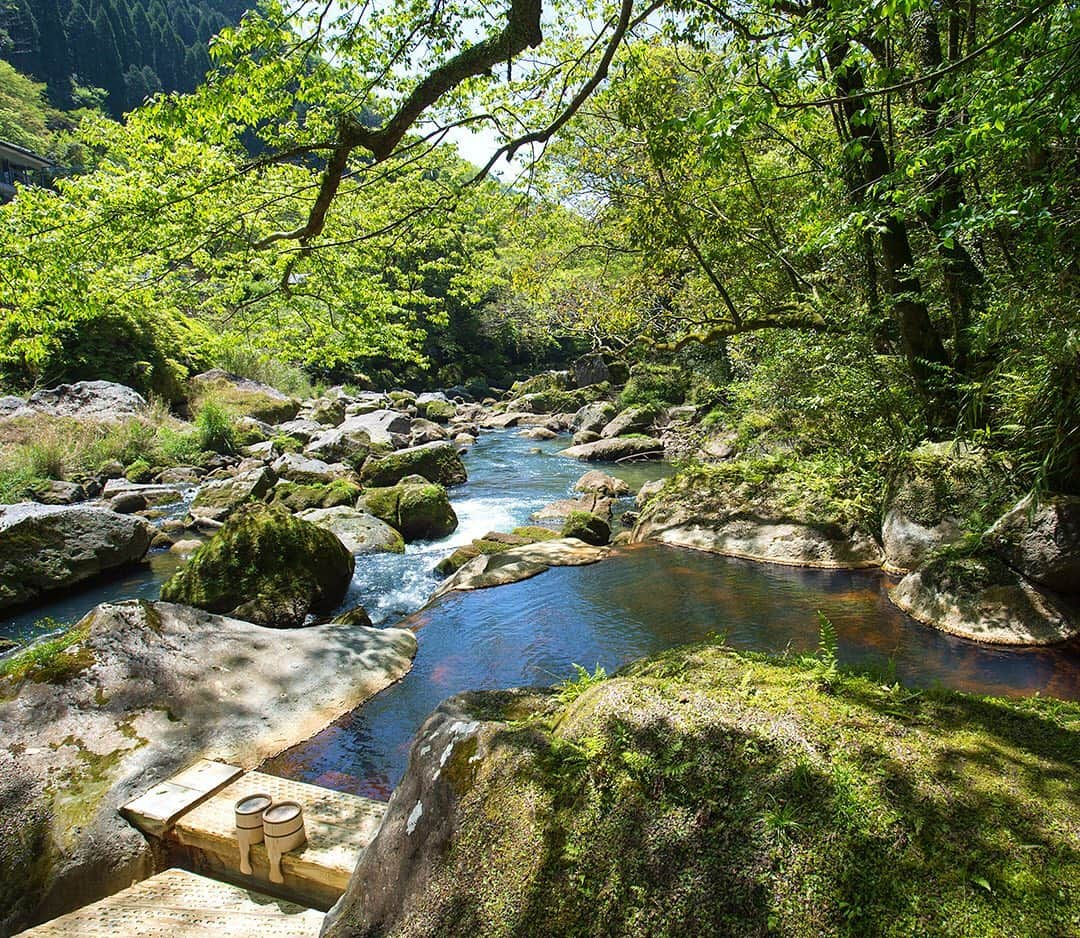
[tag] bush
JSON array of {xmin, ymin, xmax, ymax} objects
[
  {"xmin": 618, "ymin": 364, "xmax": 687, "ymax": 409},
  {"xmin": 194, "ymin": 400, "xmax": 237, "ymax": 454},
  {"xmin": 211, "ymin": 345, "xmax": 314, "ymax": 398}
]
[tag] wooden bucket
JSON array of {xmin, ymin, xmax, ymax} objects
[
  {"xmin": 262, "ymin": 800, "xmax": 307, "ymax": 883},
  {"xmin": 234, "ymin": 792, "xmax": 272, "ymax": 875}
]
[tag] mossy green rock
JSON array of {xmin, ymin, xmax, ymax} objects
[
  {"xmin": 323, "ymin": 644, "xmax": 1080, "ymax": 938},
  {"xmin": 421, "ymin": 399, "xmax": 457, "ymax": 422},
  {"xmin": 160, "ymin": 503, "xmax": 354, "ymax": 627},
  {"xmin": 433, "ymin": 528, "xmax": 561, "ymax": 577},
  {"xmin": 190, "ymin": 370, "xmax": 300, "ymax": 424},
  {"xmin": 361, "ymin": 481, "xmax": 458, "ymax": 542},
  {"xmin": 361, "ymin": 441, "xmax": 467, "ymax": 488},
  {"xmin": 561, "ymin": 510, "xmax": 611, "ymax": 546},
  {"xmin": 271, "ymin": 479, "xmax": 361, "ymax": 512}
]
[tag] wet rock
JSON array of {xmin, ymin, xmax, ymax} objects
[
  {"xmin": 0, "ymin": 599, "xmax": 416, "ymax": 932},
  {"xmin": 189, "ymin": 466, "xmax": 275, "ymax": 523},
  {"xmin": 532, "ymin": 495, "xmax": 613, "ymax": 523},
  {"xmin": 573, "ymin": 429, "xmax": 601, "ymax": 446},
  {"xmin": 360, "ymin": 481, "xmax": 458, "ymax": 542},
  {"xmin": 361, "ymin": 441, "xmax": 467, "ymax": 488},
  {"xmin": 561, "ymin": 510, "xmax": 611, "ymax": 546},
  {"xmin": 102, "ymin": 480, "xmax": 186, "ymax": 506},
  {"xmin": 435, "ymin": 538, "xmax": 610, "ymax": 595},
  {"xmin": 332, "ymin": 604, "xmax": 374, "ymax": 627},
  {"xmin": 190, "ymin": 370, "xmax": 300, "ymax": 423},
  {"xmin": 454, "ymin": 433, "xmax": 477, "ymax": 448},
  {"xmin": 574, "ymin": 470, "xmax": 631, "ymax": 498},
  {"xmin": 0, "ymin": 503, "xmax": 152, "ymax": 610},
  {"xmin": 889, "ymin": 554, "xmax": 1079, "ymax": 645},
  {"xmin": 520, "ymin": 426, "xmax": 558, "ymax": 441},
  {"xmin": 161, "ymin": 503, "xmax": 354, "ymax": 627},
  {"xmin": 986, "ymin": 494, "xmax": 1080, "ymax": 594},
  {"xmin": 297, "ymin": 506, "xmax": 405, "ymax": 554},
  {"xmin": 169, "ymin": 537, "xmax": 204, "ymax": 556},
  {"xmin": 558, "ymin": 437, "xmax": 665, "ymax": 462},
  {"xmin": 150, "ymin": 531, "xmax": 174, "ymax": 550},
  {"xmin": 109, "ymin": 491, "xmax": 147, "ymax": 514}
]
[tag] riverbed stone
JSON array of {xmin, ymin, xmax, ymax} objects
[
  {"xmin": 188, "ymin": 465, "xmax": 275, "ymax": 523},
  {"xmin": 297, "ymin": 506, "xmax": 405, "ymax": 554},
  {"xmin": 360, "ymin": 481, "xmax": 458, "ymax": 542},
  {"xmin": 520, "ymin": 426, "xmax": 558, "ymax": 441},
  {"xmin": 532, "ymin": 494, "xmax": 614, "ymax": 523},
  {"xmin": 109, "ymin": 491, "xmax": 147, "ymax": 514},
  {"xmin": 434, "ymin": 537, "xmax": 610, "ymax": 595},
  {"xmin": 0, "ymin": 503, "xmax": 152, "ymax": 610},
  {"xmin": 572, "ymin": 400, "xmax": 617, "ymax": 434},
  {"xmin": 985, "ymin": 494, "xmax": 1080, "ymax": 594},
  {"xmin": 270, "ymin": 478, "xmax": 362, "ymax": 512},
  {"xmin": 30, "ymin": 480, "xmax": 86, "ymax": 505},
  {"xmin": 274, "ymin": 417, "xmax": 325, "ymax": 444},
  {"xmin": 601, "ymin": 405, "xmax": 659, "ymax": 439},
  {"xmin": 0, "ymin": 599, "xmax": 416, "ymax": 934},
  {"xmin": 360, "ymin": 441, "xmax": 467, "ymax": 488},
  {"xmin": 102, "ymin": 480, "xmax": 187, "ymax": 506},
  {"xmin": 574, "ymin": 470, "xmax": 631, "ymax": 497},
  {"xmin": 558, "ymin": 436, "xmax": 665, "ymax": 462},
  {"xmin": 271, "ymin": 452, "xmax": 346, "ymax": 485},
  {"xmin": 160, "ymin": 503, "xmax": 354, "ymax": 627},
  {"xmin": 561, "ymin": 510, "xmax": 611, "ymax": 546},
  {"xmin": 25, "ymin": 380, "xmax": 148, "ymax": 422},
  {"xmin": 888, "ymin": 554, "xmax": 1079, "ymax": 645}
]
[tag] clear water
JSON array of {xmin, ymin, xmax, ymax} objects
[{"xmin": 4, "ymin": 428, "xmax": 1077, "ymax": 803}]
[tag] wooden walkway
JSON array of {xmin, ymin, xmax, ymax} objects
[{"xmin": 14, "ymin": 869, "xmax": 323, "ymax": 937}]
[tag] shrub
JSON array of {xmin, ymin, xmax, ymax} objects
[
  {"xmin": 194, "ymin": 399, "xmax": 237, "ymax": 454},
  {"xmin": 618, "ymin": 364, "xmax": 687, "ymax": 409},
  {"xmin": 212, "ymin": 345, "xmax": 314, "ymax": 398}
]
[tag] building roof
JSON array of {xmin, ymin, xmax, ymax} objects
[{"xmin": 0, "ymin": 139, "xmax": 52, "ymax": 170}]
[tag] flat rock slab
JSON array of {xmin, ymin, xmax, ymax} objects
[
  {"xmin": 13, "ymin": 869, "xmax": 322, "ymax": 937},
  {"xmin": 435, "ymin": 538, "xmax": 610, "ymax": 596},
  {"xmin": 170, "ymin": 770, "xmax": 387, "ymax": 908},
  {"xmin": 121, "ymin": 759, "xmax": 244, "ymax": 837}
]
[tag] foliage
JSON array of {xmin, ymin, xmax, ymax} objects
[{"xmin": 193, "ymin": 399, "xmax": 236, "ymax": 454}]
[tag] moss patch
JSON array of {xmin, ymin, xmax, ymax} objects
[
  {"xmin": 271, "ymin": 479, "xmax": 361, "ymax": 512},
  {"xmin": 0, "ymin": 617, "xmax": 94, "ymax": 686}
]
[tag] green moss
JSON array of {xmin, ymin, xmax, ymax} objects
[
  {"xmin": 124, "ymin": 457, "xmax": 155, "ymax": 483},
  {"xmin": 192, "ymin": 382, "xmax": 299, "ymax": 424},
  {"xmin": 422, "ymin": 399, "xmax": 457, "ymax": 422},
  {"xmin": 518, "ymin": 384, "xmax": 610, "ymax": 415},
  {"xmin": 512, "ymin": 526, "xmax": 561, "ymax": 541},
  {"xmin": 561, "ymin": 510, "xmax": 610, "ymax": 546},
  {"xmin": 160, "ymin": 503, "xmax": 354, "ymax": 627},
  {"xmin": 618, "ymin": 363, "xmax": 687, "ymax": 409},
  {"xmin": 271, "ymin": 479, "xmax": 361, "ymax": 512},
  {"xmin": 0, "ymin": 616, "xmax": 94, "ymax": 686},
  {"xmin": 381, "ymin": 645, "xmax": 1080, "ymax": 938},
  {"xmin": 361, "ymin": 443, "xmax": 467, "ymax": 488}
]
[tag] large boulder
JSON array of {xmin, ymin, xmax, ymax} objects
[
  {"xmin": 324, "ymin": 644, "xmax": 1079, "ymax": 938},
  {"xmin": 188, "ymin": 465, "xmax": 275, "ymax": 523},
  {"xmin": 573, "ymin": 470, "xmax": 631, "ymax": 498},
  {"xmin": 633, "ymin": 465, "xmax": 882, "ymax": 569},
  {"xmin": 532, "ymin": 494, "xmax": 614, "ymax": 523},
  {"xmin": 986, "ymin": 494, "xmax": 1080, "ymax": 594},
  {"xmin": 601, "ymin": 405, "xmax": 658, "ymax": 439},
  {"xmin": 160, "ymin": 503, "xmax": 354, "ymax": 627},
  {"xmin": 558, "ymin": 437, "xmax": 665, "ymax": 462},
  {"xmin": 190, "ymin": 370, "xmax": 300, "ymax": 423},
  {"xmin": 0, "ymin": 600, "xmax": 416, "ymax": 934},
  {"xmin": 881, "ymin": 441, "xmax": 1008, "ymax": 574},
  {"xmin": 0, "ymin": 504, "xmax": 152, "ymax": 610},
  {"xmin": 307, "ymin": 397, "xmax": 347, "ymax": 427},
  {"xmin": 571, "ymin": 352, "xmax": 613, "ymax": 387},
  {"xmin": 433, "ymin": 528, "xmax": 561, "ymax": 577},
  {"xmin": 434, "ymin": 537, "xmax": 609, "ymax": 595},
  {"xmin": 888, "ymin": 554, "xmax": 1079, "ymax": 645},
  {"xmin": 24, "ymin": 380, "xmax": 147, "ymax": 422},
  {"xmin": 361, "ymin": 441, "xmax": 468, "ymax": 488},
  {"xmin": 561, "ymin": 510, "xmax": 611, "ymax": 546},
  {"xmin": 572, "ymin": 400, "xmax": 617, "ymax": 434},
  {"xmin": 360, "ymin": 481, "xmax": 458, "ymax": 542},
  {"xmin": 304, "ymin": 420, "xmax": 375, "ymax": 467},
  {"xmin": 271, "ymin": 452, "xmax": 347, "ymax": 485},
  {"xmin": 297, "ymin": 506, "xmax": 405, "ymax": 555},
  {"xmin": 269, "ymin": 479, "xmax": 361, "ymax": 512},
  {"xmin": 273, "ymin": 417, "xmax": 326, "ymax": 444}
]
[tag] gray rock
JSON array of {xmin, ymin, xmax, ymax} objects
[
  {"xmin": 435, "ymin": 538, "xmax": 610, "ymax": 596},
  {"xmin": 572, "ymin": 400, "xmax": 617, "ymax": 434},
  {"xmin": 31, "ymin": 480, "xmax": 86, "ymax": 505},
  {"xmin": 520, "ymin": 426, "xmax": 558, "ymax": 441},
  {"xmin": 881, "ymin": 509, "xmax": 964, "ymax": 575},
  {"xmin": 532, "ymin": 495, "xmax": 614, "ymax": 523},
  {"xmin": 601, "ymin": 405, "xmax": 657, "ymax": 439},
  {"xmin": 986, "ymin": 494, "xmax": 1080, "ymax": 594},
  {"xmin": 306, "ymin": 410, "xmax": 409, "ymax": 459},
  {"xmin": 889, "ymin": 555, "xmax": 1079, "ymax": 645},
  {"xmin": 188, "ymin": 466, "xmax": 275, "ymax": 523},
  {"xmin": 109, "ymin": 492, "xmax": 147, "ymax": 514},
  {"xmin": 558, "ymin": 437, "xmax": 665, "ymax": 462},
  {"xmin": 0, "ymin": 600, "xmax": 416, "ymax": 932},
  {"xmin": 274, "ymin": 418, "xmax": 326, "ymax": 444},
  {"xmin": 360, "ymin": 441, "xmax": 467, "ymax": 488},
  {"xmin": 308, "ymin": 397, "xmax": 347, "ymax": 427},
  {"xmin": 482, "ymin": 411, "xmax": 531, "ymax": 429},
  {"xmin": 0, "ymin": 504, "xmax": 152, "ymax": 610},
  {"xmin": 271, "ymin": 452, "xmax": 345, "ymax": 485},
  {"xmin": 410, "ymin": 418, "xmax": 450, "ymax": 445},
  {"xmin": 635, "ymin": 479, "xmax": 666, "ymax": 507},
  {"xmin": 156, "ymin": 466, "xmax": 202, "ymax": 484},
  {"xmin": 25, "ymin": 380, "xmax": 147, "ymax": 422},
  {"xmin": 572, "ymin": 352, "xmax": 612, "ymax": 387},
  {"xmin": 573, "ymin": 429, "xmax": 601, "ymax": 446},
  {"xmin": 101, "ymin": 480, "xmax": 186, "ymax": 506},
  {"xmin": 296, "ymin": 507, "xmax": 405, "ymax": 555}
]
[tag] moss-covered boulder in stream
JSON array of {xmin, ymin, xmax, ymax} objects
[
  {"xmin": 561, "ymin": 509, "xmax": 611, "ymax": 545},
  {"xmin": 189, "ymin": 370, "xmax": 300, "ymax": 423},
  {"xmin": 323, "ymin": 644, "xmax": 1080, "ymax": 938},
  {"xmin": 434, "ymin": 527, "xmax": 561, "ymax": 577},
  {"xmin": 270, "ymin": 478, "xmax": 361, "ymax": 512},
  {"xmin": 361, "ymin": 441, "xmax": 467, "ymax": 488},
  {"xmin": 360, "ymin": 480, "xmax": 458, "ymax": 541},
  {"xmin": 160, "ymin": 503, "xmax": 354, "ymax": 627}
]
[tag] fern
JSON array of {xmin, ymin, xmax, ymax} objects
[{"xmin": 816, "ymin": 611, "xmax": 839, "ymax": 686}]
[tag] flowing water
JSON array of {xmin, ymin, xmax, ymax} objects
[{"xmin": 4, "ymin": 429, "xmax": 1078, "ymax": 799}]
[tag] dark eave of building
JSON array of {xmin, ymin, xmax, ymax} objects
[{"xmin": 0, "ymin": 139, "xmax": 52, "ymax": 170}]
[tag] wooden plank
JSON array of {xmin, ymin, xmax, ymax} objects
[
  {"xmin": 14, "ymin": 868, "xmax": 323, "ymax": 937},
  {"xmin": 122, "ymin": 760, "xmax": 244, "ymax": 837},
  {"xmin": 169, "ymin": 771, "xmax": 386, "ymax": 909}
]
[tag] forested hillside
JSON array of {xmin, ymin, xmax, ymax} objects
[{"xmin": 0, "ymin": 0, "xmax": 250, "ymax": 116}]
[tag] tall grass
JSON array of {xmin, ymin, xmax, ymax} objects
[{"xmin": 213, "ymin": 346, "xmax": 314, "ymax": 398}]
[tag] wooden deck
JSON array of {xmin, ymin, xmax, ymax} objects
[{"xmin": 13, "ymin": 869, "xmax": 323, "ymax": 937}]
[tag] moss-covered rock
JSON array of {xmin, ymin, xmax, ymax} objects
[
  {"xmin": 160, "ymin": 503, "xmax": 354, "ymax": 627},
  {"xmin": 617, "ymin": 362, "xmax": 687, "ymax": 409},
  {"xmin": 561, "ymin": 510, "xmax": 611, "ymax": 546},
  {"xmin": 323, "ymin": 644, "xmax": 1080, "ymax": 938},
  {"xmin": 189, "ymin": 370, "xmax": 300, "ymax": 424},
  {"xmin": 434, "ymin": 528, "xmax": 561, "ymax": 577},
  {"xmin": 270, "ymin": 479, "xmax": 361, "ymax": 513},
  {"xmin": 361, "ymin": 441, "xmax": 467, "ymax": 488},
  {"xmin": 189, "ymin": 465, "xmax": 275, "ymax": 523},
  {"xmin": 420, "ymin": 398, "xmax": 457, "ymax": 422},
  {"xmin": 510, "ymin": 384, "xmax": 610, "ymax": 416},
  {"xmin": 508, "ymin": 371, "xmax": 573, "ymax": 397},
  {"xmin": 360, "ymin": 481, "xmax": 458, "ymax": 542}
]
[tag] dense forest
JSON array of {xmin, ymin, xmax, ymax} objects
[{"xmin": 0, "ymin": 0, "xmax": 249, "ymax": 115}]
